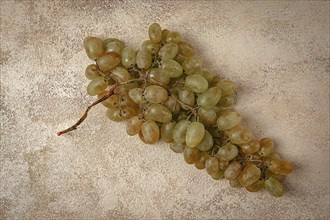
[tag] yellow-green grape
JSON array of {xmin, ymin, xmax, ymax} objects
[
  {"xmin": 197, "ymin": 130, "xmax": 214, "ymax": 152},
  {"xmin": 148, "ymin": 23, "xmax": 162, "ymax": 43},
  {"xmin": 195, "ymin": 69, "xmax": 214, "ymax": 83},
  {"xmin": 128, "ymin": 88, "xmax": 147, "ymax": 104},
  {"xmin": 121, "ymin": 47, "xmax": 136, "ymax": 68},
  {"xmin": 184, "ymin": 147, "xmax": 200, "ymax": 164},
  {"xmin": 141, "ymin": 120, "xmax": 160, "ymax": 144},
  {"xmin": 262, "ymin": 152, "xmax": 282, "ymax": 167},
  {"xmin": 197, "ymin": 87, "xmax": 222, "ymax": 109},
  {"xmin": 87, "ymin": 77, "xmax": 108, "ymax": 96},
  {"xmin": 111, "ymin": 66, "xmax": 131, "ymax": 82},
  {"xmin": 136, "ymin": 49, "xmax": 152, "ymax": 69},
  {"xmin": 159, "ymin": 43, "xmax": 179, "ymax": 59},
  {"xmin": 182, "ymin": 55, "xmax": 203, "ymax": 74},
  {"xmin": 104, "ymin": 41, "xmax": 124, "ymax": 54},
  {"xmin": 229, "ymin": 178, "xmax": 243, "ymax": 188},
  {"xmin": 106, "ymin": 108, "xmax": 122, "ymax": 122},
  {"xmin": 185, "ymin": 74, "xmax": 209, "ymax": 93},
  {"xmin": 174, "ymin": 53, "xmax": 186, "ymax": 64},
  {"xmin": 240, "ymin": 140, "xmax": 261, "ymax": 154},
  {"xmin": 218, "ymin": 159, "xmax": 229, "ymax": 170},
  {"xmin": 166, "ymin": 31, "xmax": 182, "ymax": 43},
  {"xmin": 170, "ymin": 142, "xmax": 185, "ymax": 153},
  {"xmin": 161, "ymin": 122, "xmax": 176, "ymax": 143},
  {"xmin": 120, "ymin": 107, "xmax": 136, "ymax": 119},
  {"xmin": 246, "ymin": 179, "xmax": 265, "ymax": 192},
  {"xmin": 163, "ymin": 95, "xmax": 181, "ymax": 114},
  {"xmin": 205, "ymin": 157, "xmax": 219, "ymax": 175},
  {"xmin": 144, "ymin": 85, "xmax": 168, "ymax": 104},
  {"xmin": 198, "ymin": 108, "xmax": 217, "ymax": 126},
  {"xmin": 97, "ymin": 52, "xmax": 121, "ymax": 72},
  {"xmin": 217, "ymin": 95, "xmax": 235, "ymax": 107},
  {"xmin": 215, "ymin": 80, "xmax": 236, "ymax": 96},
  {"xmin": 258, "ymin": 138, "xmax": 274, "ymax": 157},
  {"xmin": 239, "ymin": 164, "xmax": 261, "ymax": 187},
  {"xmin": 85, "ymin": 64, "xmax": 100, "ymax": 80},
  {"xmin": 195, "ymin": 152, "xmax": 210, "ymax": 169},
  {"xmin": 97, "ymin": 92, "xmax": 119, "ymax": 108},
  {"xmin": 224, "ymin": 161, "xmax": 243, "ymax": 180},
  {"xmin": 269, "ymin": 159, "xmax": 293, "ymax": 175},
  {"xmin": 173, "ymin": 120, "xmax": 191, "ymax": 144},
  {"xmin": 228, "ymin": 125, "xmax": 254, "ymax": 145},
  {"xmin": 161, "ymin": 59, "xmax": 183, "ymax": 78},
  {"xmin": 265, "ymin": 177, "xmax": 284, "ymax": 197},
  {"xmin": 217, "ymin": 111, "xmax": 242, "ymax": 131},
  {"xmin": 148, "ymin": 68, "xmax": 170, "ymax": 86},
  {"xmin": 142, "ymin": 40, "xmax": 160, "ymax": 55},
  {"xmin": 83, "ymin": 36, "xmax": 104, "ymax": 60},
  {"xmin": 216, "ymin": 143, "xmax": 238, "ymax": 161},
  {"xmin": 145, "ymin": 103, "xmax": 172, "ymax": 123},
  {"xmin": 126, "ymin": 116, "xmax": 143, "ymax": 136},
  {"xmin": 265, "ymin": 169, "xmax": 285, "ymax": 182},
  {"xmin": 210, "ymin": 170, "xmax": 225, "ymax": 180},
  {"xmin": 102, "ymin": 38, "xmax": 122, "ymax": 47},
  {"xmin": 119, "ymin": 93, "xmax": 136, "ymax": 108},
  {"xmin": 178, "ymin": 41, "xmax": 195, "ymax": 57},
  {"xmin": 178, "ymin": 89, "xmax": 195, "ymax": 110},
  {"xmin": 161, "ymin": 29, "xmax": 170, "ymax": 44},
  {"xmin": 186, "ymin": 122, "xmax": 205, "ymax": 148}
]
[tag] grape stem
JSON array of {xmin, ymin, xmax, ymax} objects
[{"xmin": 56, "ymin": 83, "xmax": 119, "ymax": 136}]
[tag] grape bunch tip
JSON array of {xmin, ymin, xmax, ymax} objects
[{"xmin": 57, "ymin": 23, "xmax": 293, "ymax": 197}]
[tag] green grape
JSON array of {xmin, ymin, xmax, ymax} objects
[
  {"xmin": 182, "ymin": 55, "xmax": 203, "ymax": 74},
  {"xmin": 265, "ymin": 169, "xmax": 285, "ymax": 182},
  {"xmin": 258, "ymin": 138, "xmax": 274, "ymax": 157},
  {"xmin": 269, "ymin": 159, "xmax": 293, "ymax": 175},
  {"xmin": 148, "ymin": 68, "xmax": 170, "ymax": 86},
  {"xmin": 228, "ymin": 125, "xmax": 254, "ymax": 144},
  {"xmin": 148, "ymin": 23, "xmax": 162, "ymax": 43},
  {"xmin": 229, "ymin": 178, "xmax": 243, "ymax": 188},
  {"xmin": 161, "ymin": 59, "xmax": 183, "ymax": 78},
  {"xmin": 85, "ymin": 64, "xmax": 100, "ymax": 80},
  {"xmin": 178, "ymin": 89, "xmax": 195, "ymax": 110},
  {"xmin": 224, "ymin": 161, "xmax": 243, "ymax": 180},
  {"xmin": 97, "ymin": 52, "xmax": 121, "ymax": 72},
  {"xmin": 198, "ymin": 108, "xmax": 217, "ymax": 126},
  {"xmin": 141, "ymin": 120, "xmax": 160, "ymax": 144},
  {"xmin": 178, "ymin": 41, "xmax": 195, "ymax": 57},
  {"xmin": 145, "ymin": 103, "xmax": 172, "ymax": 123},
  {"xmin": 174, "ymin": 53, "xmax": 186, "ymax": 64},
  {"xmin": 197, "ymin": 130, "xmax": 213, "ymax": 152},
  {"xmin": 106, "ymin": 108, "xmax": 122, "ymax": 122},
  {"xmin": 102, "ymin": 38, "xmax": 122, "ymax": 47},
  {"xmin": 119, "ymin": 93, "xmax": 137, "ymax": 107},
  {"xmin": 166, "ymin": 31, "xmax": 182, "ymax": 43},
  {"xmin": 161, "ymin": 29, "xmax": 170, "ymax": 44},
  {"xmin": 246, "ymin": 179, "xmax": 265, "ymax": 192},
  {"xmin": 239, "ymin": 164, "xmax": 261, "ymax": 187},
  {"xmin": 210, "ymin": 170, "xmax": 225, "ymax": 180},
  {"xmin": 170, "ymin": 142, "xmax": 185, "ymax": 153},
  {"xmin": 197, "ymin": 87, "xmax": 222, "ymax": 109},
  {"xmin": 265, "ymin": 177, "xmax": 284, "ymax": 197},
  {"xmin": 98, "ymin": 92, "xmax": 119, "ymax": 108},
  {"xmin": 173, "ymin": 120, "xmax": 191, "ymax": 144},
  {"xmin": 240, "ymin": 140, "xmax": 260, "ymax": 154},
  {"xmin": 120, "ymin": 107, "xmax": 136, "ymax": 119},
  {"xmin": 128, "ymin": 88, "xmax": 147, "ymax": 104},
  {"xmin": 185, "ymin": 74, "xmax": 209, "ymax": 93},
  {"xmin": 104, "ymin": 41, "xmax": 124, "ymax": 54},
  {"xmin": 144, "ymin": 85, "xmax": 168, "ymax": 104},
  {"xmin": 126, "ymin": 116, "xmax": 143, "ymax": 136},
  {"xmin": 186, "ymin": 122, "xmax": 205, "ymax": 148},
  {"xmin": 159, "ymin": 43, "xmax": 179, "ymax": 59},
  {"xmin": 83, "ymin": 36, "xmax": 104, "ymax": 60},
  {"xmin": 215, "ymin": 80, "xmax": 236, "ymax": 96},
  {"xmin": 218, "ymin": 159, "xmax": 229, "ymax": 170},
  {"xmin": 183, "ymin": 147, "xmax": 200, "ymax": 164},
  {"xmin": 216, "ymin": 143, "xmax": 238, "ymax": 161},
  {"xmin": 217, "ymin": 95, "xmax": 235, "ymax": 107},
  {"xmin": 161, "ymin": 122, "xmax": 176, "ymax": 143},
  {"xmin": 262, "ymin": 152, "xmax": 282, "ymax": 167},
  {"xmin": 217, "ymin": 111, "xmax": 242, "ymax": 130},
  {"xmin": 142, "ymin": 40, "xmax": 160, "ymax": 54},
  {"xmin": 121, "ymin": 47, "xmax": 136, "ymax": 68},
  {"xmin": 195, "ymin": 152, "xmax": 210, "ymax": 169},
  {"xmin": 195, "ymin": 69, "xmax": 214, "ymax": 83},
  {"xmin": 205, "ymin": 157, "xmax": 219, "ymax": 175},
  {"xmin": 163, "ymin": 95, "xmax": 181, "ymax": 114},
  {"xmin": 136, "ymin": 49, "xmax": 152, "ymax": 69},
  {"xmin": 111, "ymin": 66, "xmax": 131, "ymax": 82},
  {"xmin": 87, "ymin": 77, "xmax": 108, "ymax": 96}
]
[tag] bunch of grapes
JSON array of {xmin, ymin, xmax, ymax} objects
[{"xmin": 58, "ymin": 23, "xmax": 293, "ymax": 197}]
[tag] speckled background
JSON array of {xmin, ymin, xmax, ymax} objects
[{"xmin": 1, "ymin": 0, "xmax": 329, "ymax": 219}]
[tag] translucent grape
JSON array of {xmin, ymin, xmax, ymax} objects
[
  {"xmin": 217, "ymin": 111, "xmax": 242, "ymax": 130},
  {"xmin": 128, "ymin": 88, "xmax": 147, "ymax": 105},
  {"xmin": 240, "ymin": 140, "xmax": 260, "ymax": 154},
  {"xmin": 265, "ymin": 177, "xmax": 284, "ymax": 197},
  {"xmin": 178, "ymin": 89, "xmax": 195, "ymax": 110},
  {"xmin": 178, "ymin": 41, "xmax": 195, "ymax": 57},
  {"xmin": 183, "ymin": 147, "xmax": 200, "ymax": 164},
  {"xmin": 197, "ymin": 130, "xmax": 214, "ymax": 152},
  {"xmin": 195, "ymin": 69, "xmax": 214, "ymax": 83},
  {"xmin": 224, "ymin": 161, "xmax": 243, "ymax": 180},
  {"xmin": 229, "ymin": 179, "xmax": 243, "ymax": 188},
  {"xmin": 119, "ymin": 93, "xmax": 137, "ymax": 107},
  {"xmin": 258, "ymin": 138, "xmax": 274, "ymax": 157},
  {"xmin": 195, "ymin": 152, "xmax": 210, "ymax": 169},
  {"xmin": 104, "ymin": 41, "xmax": 124, "ymax": 54},
  {"xmin": 102, "ymin": 38, "xmax": 122, "ymax": 47},
  {"xmin": 163, "ymin": 95, "xmax": 180, "ymax": 114},
  {"xmin": 142, "ymin": 40, "xmax": 160, "ymax": 55},
  {"xmin": 85, "ymin": 64, "xmax": 100, "ymax": 80},
  {"xmin": 148, "ymin": 68, "xmax": 170, "ymax": 86},
  {"xmin": 218, "ymin": 159, "xmax": 229, "ymax": 170},
  {"xmin": 246, "ymin": 179, "xmax": 265, "ymax": 192},
  {"xmin": 215, "ymin": 80, "xmax": 236, "ymax": 96},
  {"xmin": 144, "ymin": 85, "xmax": 168, "ymax": 104},
  {"xmin": 205, "ymin": 157, "xmax": 219, "ymax": 175},
  {"xmin": 228, "ymin": 125, "xmax": 254, "ymax": 144},
  {"xmin": 265, "ymin": 169, "xmax": 284, "ymax": 181},
  {"xmin": 173, "ymin": 120, "xmax": 191, "ymax": 144},
  {"xmin": 83, "ymin": 36, "xmax": 104, "ymax": 60},
  {"xmin": 87, "ymin": 77, "xmax": 108, "ymax": 96},
  {"xmin": 136, "ymin": 49, "xmax": 152, "ymax": 69},
  {"xmin": 239, "ymin": 164, "xmax": 261, "ymax": 187},
  {"xmin": 216, "ymin": 143, "xmax": 238, "ymax": 161},
  {"xmin": 170, "ymin": 142, "xmax": 185, "ymax": 153},
  {"xmin": 262, "ymin": 152, "xmax": 282, "ymax": 167},
  {"xmin": 141, "ymin": 120, "xmax": 160, "ymax": 144},
  {"xmin": 182, "ymin": 55, "xmax": 203, "ymax": 74},
  {"xmin": 145, "ymin": 103, "xmax": 172, "ymax": 123},
  {"xmin": 126, "ymin": 116, "xmax": 143, "ymax": 136},
  {"xmin": 120, "ymin": 107, "xmax": 136, "ymax": 119},
  {"xmin": 161, "ymin": 29, "xmax": 170, "ymax": 44},
  {"xmin": 161, "ymin": 122, "xmax": 176, "ymax": 143},
  {"xmin": 198, "ymin": 108, "xmax": 217, "ymax": 126},
  {"xmin": 185, "ymin": 74, "xmax": 209, "ymax": 93},
  {"xmin": 121, "ymin": 47, "xmax": 136, "ymax": 68},
  {"xmin": 186, "ymin": 122, "xmax": 205, "ymax": 148},
  {"xmin": 148, "ymin": 23, "xmax": 162, "ymax": 43},
  {"xmin": 166, "ymin": 31, "xmax": 182, "ymax": 43},
  {"xmin": 106, "ymin": 108, "xmax": 122, "ymax": 122},
  {"xmin": 161, "ymin": 59, "xmax": 183, "ymax": 78},
  {"xmin": 217, "ymin": 95, "xmax": 235, "ymax": 107},
  {"xmin": 98, "ymin": 92, "xmax": 119, "ymax": 108},
  {"xmin": 111, "ymin": 66, "xmax": 131, "ymax": 82},
  {"xmin": 159, "ymin": 43, "xmax": 179, "ymax": 59},
  {"xmin": 97, "ymin": 52, "xmax": 121, "ymax": 72},
  {"xmin": 210, "ymin": 170, "xmax": 225, "ymax": 180},
  {"xmin": 197, "ymin": 87, "xmax": 222, "ymax": 109},
  {"xmin": 269, "ymin": 159, "xmax": 293, "ymax": 175}
]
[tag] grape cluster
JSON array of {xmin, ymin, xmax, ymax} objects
[{"xmin": 80, "ymin": 23, "xmax": 293, "ymax": 197}]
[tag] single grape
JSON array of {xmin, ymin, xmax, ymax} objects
[
  {"xmin": 185, "ymin": 74, "xmax": 209, "ymax": 93},
  {"xmin": 239, "ymin": 164, "xmax": 261, "ymax": 187},
  {"xmin": 215, "ymin": 80, "xmax": 236, "ymax": 96},
  {"xmin": 210, "ymin": 170, "xmax": 225, "ymax": 180},
  {"xmin": 136, "ymin": 49, "xmax": 152, "ymax": 69},
  {"xmin": 111, "ymin": 66, "xmax": 131, "ymax": 82},
  {"xmin": 85, "ymin": 64, "xmax": 100, "ymax": 80},
  {"xmin": 269, "ymin": 159, "xmax": 293, "ymax": 175},
  {"xmin": 121, "ymin": 47, "xmax": 136, "ymax": 68},
  {"xmin": 216, "ymin": 143, "xmax": 238, "ymax": 161},
  {"xmin": 97, "ymin": 52, "xmax": 121, "ymax": 72},
  {"xmin": 128, "ymin": 88, "xmax": 147, "ymax": 104},
  {"xmin": 240, "ymin": 140, "xmax": 261, "ymax": 154},
  {"xmin": 102, "ymin": 38, "xmax": 122, "ymax": 47},
  {"xmin": 178, "ymin": 41, "xmax": 195, "ymax": 57},
  {"xmin": 262, "ymin": 152, "xmax": 282, "ymax": 167},
  {"xmin": 265, "ymin": 169, "xmax": 285, "ymax": 182},
  {"xmin": 83, "ymin": 36, "xmax": 104, "ymax": 60},
  {"xmin": 205, "ymin": 157, "xmax": 219, "ymax": 175},
  {"xmin": 224, "ymin": 161, "xmax": 243, "ymax": 180},
  {"xmin": 177, "ymin": 89, "xmax": 195, "ymax": 110},
  {"xmin": 246, "ymin": 179, "xmax": 265, "ymax": 192},
  {"xmin": 217, "ymin": 95, "xmax": 235, "ymax": 107},
  {"xmin": 161, "ymin": 29, "xmax": 170, "ymax": 44},
  {"xmin": 166, "ymin": 31, "xmax": 182, "ymax": 43},
  {"xmin": 142, "ymin": 40, "xmax": 160, "ymax": 54},
  {"xmin": 97, "ymin": 92, "xmax": 119, "ymax": 108},
  {"xmin": 159, "ymin": 42, "xmax": 179, "ymax": 59},
  {"xmin": 161, "ymin": 59, "xmax": 183, "ymax": 78},
  {"xmin": 161, "ymin": 122, "xmax": 176, "ymax": 143},
  {"xmin": 182, "ymin": 55, "xmax": 203, "ymax": 74},
  {"xmin": 185, "ymin": 122, "xmax": 205, "ymax": 148},
  {"xmin": 197, "ymin": 130, "xmax": 214, "ymax": 152},
  {"xmin": 258, "ymin": 138, "xmax": 274, "ymax": 157},
  {"xmin": 195, "ymin": 152, "xmax": 210, "ymax": 169},
  {"xmin": 228, "ymin": 125, "xmax": 254, "ymax": 144},
  {"xmin": 119, "ymin": 93, "xmax": 137, "ymax": 107},
  {"xmin": 198, "ymin": 108, "xmax": 217, "ymax": 126},
  {"xmin": 106, "ymin": 108, "xmax": 122, "ymax": 122},
  {"xmin": 163, "ymin": 95, "xmax": 181, "ymax": 114},
  {"xmin": 144, "ymin": 85, "xmax": 168, "ymax": 104},
  {"xmin": 217, "ymin": 111, "xmax": 242, "ymax": 130},
  {"xmin": 170, "ymin": 142, "xmax": 185, "ymax": 153},
  {"xmin": 120, "ymin": 107, "xmax": 136, "ymax": 119},
  {"xmin": 183, "ymin": 147, "xmax": 200, "ymax": 164},
  {"xmin": 126, "ymin": 116, "xmax": 143, "ymax": 136},
  {"xmin": 195, "ymin": 69, "xmax": 214, "ymax": 83},
  {"xmin": 141, "ymin": 120, "xmax": 160, "ymax": 144},
  {"xmin": 148, "ymin": 23, "xmax": 162, "ymax": 43},
  {"xmin": 173, "ymin": 120, "xmax": 191, "ymax": 144},
  {"xmin": 265, "ymin": 177, "xmax": 284, "ymax": 197},
  {"xmin": 197, "ymin": 87, "xmax": 222, "ymax": 109},
  {"xmin": 144, "ymin": 103, "xmax": 172, "ymax": 123},
  {"xmin": 104, "ymin": 41, "xmax": 124, "ymax": 54},
  {"xmin": 87, "ymin": 77, "xmax": 108, "ymax": 96},
  {"xmin": 148, "ymin": 68, "xmax": 170, "ymax": 86},
  {"xmin": 229, "ymin": 178, "xmax": 243, "ymax": 188}
]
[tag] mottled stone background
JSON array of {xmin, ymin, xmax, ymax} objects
[{"xmin": 1, "ymin": 0, "xmax": 329, "ymax": 219}]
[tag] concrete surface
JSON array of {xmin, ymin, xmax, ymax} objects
[{"xmin": 1, "ymin": 0, "xmax": 329, "ymax": 219}]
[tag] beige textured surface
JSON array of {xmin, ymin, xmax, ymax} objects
[{"xmin": 1, "ymin": 0, "xmax": 329, "ymax": 219}]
